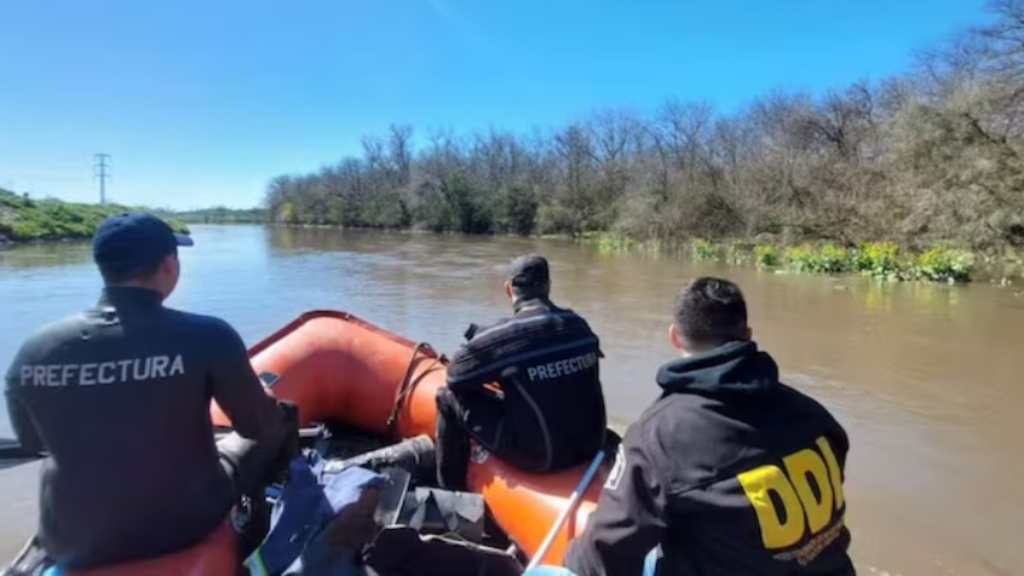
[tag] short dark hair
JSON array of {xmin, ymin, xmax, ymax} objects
[
  {"xmin": 672, "ymin": 277, "xmax": 748, "ymax": 348},
  {"xmin": 98, "ymin": 249, "xmax": 172, "ymax": 285},
  {"xmin": 508, "ymin": 254, "xmax": 551, "ymax": 299}
]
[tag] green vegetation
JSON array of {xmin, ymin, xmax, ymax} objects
[
  {"xmin": 914, "ymin": 244, "xmax": 973, "ymax": 283},
  {"xmin": 854, "ymin": 242, "xmax": 902, "ymax": 279},
  {"xmin": 691, "ymin": 239, "xmax": 719, "ymax": 262},
  {"xmin": 754, "ymin": 245, "xmax": 781, "ymax": 268},
  {"xmin": 168, "ymin": 206, "xmax": 266, "ymax": 224},
  {"xmin": 262, "ymin": 2, "xmax": 1024, "ymax": 272},
  {"xmin": 784, "ymin": 244, "xmax": 853, "ymax": 275},
  {"xmin": 0, "ymin": 189, "xmax": 189, "ymax": 243},
  {"xmin": 584, "ymin": 232, "xmax": 663, "ymax": 255},
  {"xmin": 692, "ymin": 240, "xmax": 977, "ymax": 283}
]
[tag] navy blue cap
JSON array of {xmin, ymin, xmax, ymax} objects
[{"xmin": 92, "ymin": 212, "xmax": 193, "ymax": 272}]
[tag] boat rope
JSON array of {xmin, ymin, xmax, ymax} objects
[{"xmin": 386, "ymin": 342, "xmax": 444, "ymax": 434}]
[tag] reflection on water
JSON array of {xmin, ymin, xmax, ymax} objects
[
  {"xmin": 0, "ymin": 242, "xmax": 93, "ymax": 269},
  {"xmin": 1, "ymin": 225, "xmax": 1023, "ymax": 575}
]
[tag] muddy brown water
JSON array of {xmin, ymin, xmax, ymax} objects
[{"xmin": 1, "ymin": 225, "xmax": 1022, "ymax": 575}]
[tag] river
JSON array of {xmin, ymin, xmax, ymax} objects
[{"xmin": 1, "ymin": 224, "xmax": 1022, "ymax": 575}]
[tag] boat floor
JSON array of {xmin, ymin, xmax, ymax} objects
[{"xmin": 311, "ymin": 421, "xmax": 518, "ymax": 557}]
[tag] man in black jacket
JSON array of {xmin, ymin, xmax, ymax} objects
[
  {"xmin": 435, "ymin": 254, "xmax": 607, "ymax": 489},
  {"xmin": 4, "ymin": 213, "xmax": 296, "ymax": 569},
  {"xmin": 564, "ymin": 277, "xmax": 854, "ymax": 576}
]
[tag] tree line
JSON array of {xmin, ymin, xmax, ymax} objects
[
  {"xmin": 169, "ymin": 207, "xmax": 266, "ymax": 225},
  {"xmin": 264, "ymin": 0, "xmax": 1024, "ymax": 252}
]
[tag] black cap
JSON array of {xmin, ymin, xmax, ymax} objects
[
  {"xmin": 92, "ymin": 212, "xmax": 193, "ymax": 272},
  {"xmin": 508, "ymin": 254, "xmax": 550, "ymax": 290}
]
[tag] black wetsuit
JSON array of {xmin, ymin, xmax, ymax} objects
[
  {"xmin": 3, "ymin": 286, "xmax": 291, "ymax": 569},
  {"xmin": 564, "ymin": 340, "xmax": 855, "ymax": 576},
  {"xmin": 435, "ymin": 297, "xmax": 607, "ymax": 488}
]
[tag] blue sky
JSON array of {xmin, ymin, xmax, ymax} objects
[{"xmin": 0, "ymin": 0, "xmax": 990, "ymax": 210}]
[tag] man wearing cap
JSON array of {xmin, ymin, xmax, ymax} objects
[
  {"xmin": 434, "ymin": 254, "xmax": 608, "ymax": 489},
  {"xmin": 3, "ymin": 213, "xmax": 296, "ymax": 569}
]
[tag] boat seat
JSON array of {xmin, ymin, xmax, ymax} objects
[{"xmin": 52, "ymin": 520, "xmax": 238, "ymax": 576}]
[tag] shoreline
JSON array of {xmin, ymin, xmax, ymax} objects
[
  {"xmin": 0, "ymin": 189, "xmax": 190, "ymax": 246},
  {"xmin": 267, "ymin": 224, "xmax": 1024, "ymax": 285},
  {"xmin": 5, "ymin": 221, "xmax": 1022, "ymax": 285}
]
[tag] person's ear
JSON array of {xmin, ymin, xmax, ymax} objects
[
  {"xmin": 161, "ymin": 253, "xmax": 178, "ymax": 275},
  {"xmin": 669, "ymin": 323, "xmax": 685, "ymax": 351},
  {"xmin": 505, "ymin": 280, "xmax": 513, "ymax": 300},
  {"xmin": 743, "ymin": 326, "xmax": 752, "ymax": 341}
]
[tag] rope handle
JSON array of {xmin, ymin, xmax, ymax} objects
[{"xmin": 385, "ymin": 342, "xmax": 445, "ymax": 433}]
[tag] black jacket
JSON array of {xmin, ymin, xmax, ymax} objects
[
  {"xmin": 565, "ymin": 340, "xmax": 854, "ymax": 576},
  {"xmin": 446, "ymin": 297, "xmax": 607, "ymax": 471},
  {"xmin": 3, "ymin": 286, "xmax": 285, "ymax": 568}
]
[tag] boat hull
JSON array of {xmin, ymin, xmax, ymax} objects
[
  {"xmin": 29, "ymin": 521, "xmax": 238, "ymax": 576},
  {"xmin": 212, "ymin": 310, "xmax": 607, "ymax": 566}
]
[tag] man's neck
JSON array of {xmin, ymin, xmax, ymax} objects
[
  {"xmin": 104, "ymin": 282, "xmax": 165, "ymax": 300},
  {"xmin": 512, "ymin": 294, "xmax": 550, "ymax": 313}
]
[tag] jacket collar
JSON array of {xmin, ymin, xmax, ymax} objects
[
  {"xmin": 512, "ymin": 295, "xmax": 555, "ymax": 314},
  {"xmin": 656, "ymin": 340, "xmax": 779, "ymax": 396},
  {"xmin": 98, "ymin": 286, "xmax": 165, "ymax": 311}
]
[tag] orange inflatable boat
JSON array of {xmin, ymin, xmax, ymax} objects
[
  {"xmin": 7, "ymin": 310, "xmax": 610, "ymax": 575},
  {"xmin": 211, "ymin": 310, "xmax": 610, "ymax": 567}
]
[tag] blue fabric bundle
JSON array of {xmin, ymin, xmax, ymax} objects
[{"xmin": 243, "ymin": 453, "xmax": 385, "ymax": 576}]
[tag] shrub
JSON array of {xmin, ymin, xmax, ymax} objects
[
  {"xmin": 754, "ymin": 244, "xmax": 780, "ymax": 268},
  {"xmin": 855, "ymin": 241, "xmax": 904, "ymax": 279},
  {"xmin": 691, "ymin": 239, "xmax": 719, "ymax": 261},
  {"xmin": 816, "ymin": 244, "xmax": 854, "ymax": 273},
  {"xmin": 783, "ymin": 243, "xmax": 854, "ymax": 274},
  {"xmin": 784, "ymin": 244, "xmax": 818, "ymax": 273},
  {"xmin": 591, "ymin": 233, "xmax": 638, "ymax": 253},
  {"xmin": 913, "ymin": 244, "xmax": 973, "ymax": 283}
]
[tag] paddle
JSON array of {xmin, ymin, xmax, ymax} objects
[{"xmin": 524, "ymin": 448, "xmax": 607, "ymax": 572}]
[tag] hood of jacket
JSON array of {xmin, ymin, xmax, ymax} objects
[{"xmin": 656, "ymin": 340, "xmax": 779, "ymax": 396}]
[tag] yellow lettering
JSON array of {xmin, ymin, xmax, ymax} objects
[
  {"xmin": 816, "ymin": 436, "xmax": 845, "ymax": 511},
  {"xmin": 783, "ymin": 449, "xmax": 833, "ymax": 534},
  {"xmin": 737, "ymin": 465, "xmax": 806, "ymax": 549}
]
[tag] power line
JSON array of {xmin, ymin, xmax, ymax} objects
[{"xmin": 93, "ymin": 153, "xmax": 111, "ymax": 204}]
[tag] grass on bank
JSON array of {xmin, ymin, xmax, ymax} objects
[
  {"xmin": 720, "ymin": 240, "xmax": 974, "ymax": 283},
  {"xmin": 587, "ymin": 232, "xmax": 981, "ymax": 284},
  {"xmin": 768, "ymin": 241, "xmax": 974, "ymax": 283},
  {"xmin": 0, "ymin": 189, "xmax": 189, "ymax": 243}
]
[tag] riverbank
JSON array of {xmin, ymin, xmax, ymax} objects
[
  {"xmin": 168, "ymin": 206, "xmax": 265, "ymax": 225},
  {"xmin": 582, "ymin": 233, "xmax": 1024, "ymax": 285},
  {"xmin": 0, "ymin": 189, "xmax": 189, "ymax": 244},
  {"xmin": 256, "ymin": 222, "xmax": 1024, "ymax": 285}
]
